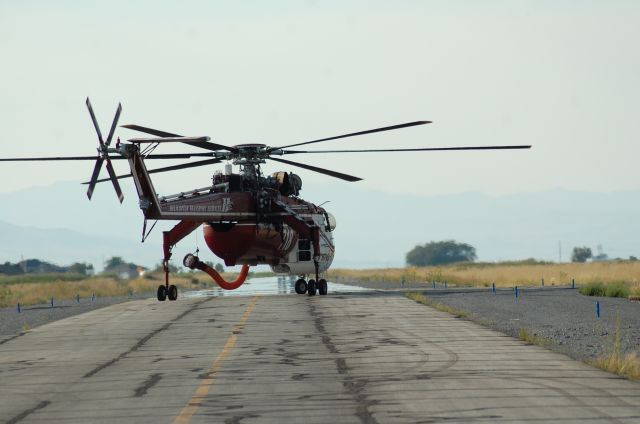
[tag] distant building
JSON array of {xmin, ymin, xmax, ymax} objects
[{"xmin": 108, "ymin": 263, "xmax": 148, "ymax": 280}]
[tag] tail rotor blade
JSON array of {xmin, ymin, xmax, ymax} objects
[
  {"xmin": 86, "ymin": 157, "xmax": 104, "ymax": 200},
  {"xmin": 105, "ymin": 158, "xmax": 124, "ymax": 203},
  {"xmin": 83, "ymin": 158, "xmax": 224, "ymax": 185},
  {"xmin": 86, "ymin": 97, "xmax": 104, "ymax": 146},
  {"xmin": 121, "ymin": 124, "xmax": 239, "ymax": 153},
  {"xmin": 105, "ymin": 103, "xmax": 122, "ymax": 146}
]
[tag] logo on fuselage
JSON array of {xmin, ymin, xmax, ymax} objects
[
  {"xmin": 166, "ymin": 197, "xmax": 234, "ymax": 213},
  {"xmin": 220, "ymin": 197, "xmax": 233, "ymax": 212}
]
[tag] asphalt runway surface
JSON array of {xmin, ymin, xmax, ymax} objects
[{"xmin": 1, "ymin": 282, "xmax": 639, "ymax": 423}]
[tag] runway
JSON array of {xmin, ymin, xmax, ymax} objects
[{"xmin": 1, "ymin": 283, "xmax": 639, "ymax": 423}]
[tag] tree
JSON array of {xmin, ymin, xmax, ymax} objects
[
  {"xmin": 0, "ymin": 261, "xmax": 23, "ymax": 275},
  {"xmin": 153, "ymin": 262, "xmax": 180, "ymax": 273},
  {"xmin": 104, "ymin": 256, "xmax": 125, "ymax": 271},
  {"xmin": 67, "ymin": 262, "xmax": 94, "ymax": 275},
  {"xmin": 406, "ymin": 240, "xmax": 477, "ymax": 266},
  {"xmin": 571, "ymin": 247, "xmax": 592, "ymax": 263},
  {"xmin": 205, "ymin": 261, "xmax": 225, "ymax": 273}
]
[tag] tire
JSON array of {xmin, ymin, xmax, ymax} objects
[
  {"xmin": 307, "ymin": 279, "xmax": 317, "ymax": 296},
  {"xmin": 294, "ymin": 279, "xmax": 307, "ymax": 295},
  {"xmin": 318, "ymin": 279, "xmax": 328, "ymax": 295},
  {"xmin": 157, "ymin": 285, "xmax": 167, "ymax": 302},
  {"xmin": 168, "ymin": 284, "xmax": 178, "ymax": 301}
]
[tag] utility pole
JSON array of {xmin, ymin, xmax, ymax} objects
[{"xmin": 558, "ymin": 241, "xmax": 562, "ymax": 263}]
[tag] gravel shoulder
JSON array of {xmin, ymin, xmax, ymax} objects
[{"xmin": 340, "ymin": 280, "xmax": 640, "ymax": 361}]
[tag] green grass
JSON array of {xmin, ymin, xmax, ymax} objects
[
  {"xmin": 579, "ymin": 282, "xmax": 630, "ymax": 298},
  {"xmin": 0, "ymin": 273, "xmax": 87, "ymax": 285}
]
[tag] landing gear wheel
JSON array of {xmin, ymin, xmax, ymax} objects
[
  {"xmin": 168, "ymin": 284, "xmax": 178, "ymax": 301},
  {"xmin": 318, "ymin": 279, "xmax": 328, "ymax": 295},
  {"xmin": 157, "ymin": 285, "xmax": 167, "ymax": 302},
  {"xmin": 294, "ymin": 279, "xmax": 307, "ymax": 295},
  {"xmin": 307, "ymin": 279, "xmax": 317, "ymax": 296}
]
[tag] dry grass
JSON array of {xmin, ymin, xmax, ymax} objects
[
  {"xmin": 329, "ymin": 261, "xmax": 640, "ymax": 290},
  {"xmin": 630, "ymin": 282, "xmax": 640, "ymax": 300},
  {"xmin": 518, "ymin": 328, "xmax": 550, "ymax": 346},
  {"xmin": 589, "ymin": 317, "xmax": 640, "ymax": 380},
  {"xmin": 591, "ymin": 352, "xmax": 640, "ymax": 380},
  {"xmin": 0, "ymin": 272, "xmax": 213, "ymax": 308},
  {"xmin": 405, "ymin": 291, "xmax": 468, "ymax": 318}
]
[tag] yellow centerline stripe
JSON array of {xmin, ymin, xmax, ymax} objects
[{"xmin": 173, "ymin": 296, "xmax": 258, "ymax": 424}]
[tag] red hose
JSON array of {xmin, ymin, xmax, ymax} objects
[{"xmin": 197, "ymin": 261, "xmax": 250, "ymax": 290}]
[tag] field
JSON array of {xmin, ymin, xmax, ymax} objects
[
  {"xmin": 328, "ymin": 261, "xmax": 640, "ymax": 298},
  {"xmin": 0, "ymin": 272, "xmax": 217, "ymax": 308},
  {"xmin": 3, "ymin": 261, "xmax": 640, "ymax": 307}
]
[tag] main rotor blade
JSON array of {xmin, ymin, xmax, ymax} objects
[
  {"xmin": 86, "ymin": 157, "xmax": 104, "ymax": 200},
  {"xmin": 121, "ymin": 124, "xmax": 238, "ymax": 153},
  {"xmin": 105, "ymin": 103, "xmax": 122, "ymax": 146},
  {"xmin": 105, "ymin": 158, "xmax": 124, "ymax": 203},
  {"xmin": 271, "ymin": 120, "xmax": 431, "ymax": 151},
  {"xmin": 268, "ymin": 157, "xmax": 362, "ymax": 182},
  {"xmin": 86, "ymin": 97, "xmax": 104, "ymax": 146},
  {"xmin": 127, "ymin": 136, "xmax": 211, "ymax": 144},
  {"xmin": 282, "ymin": 145, "xmax": 532, "ymax": 154},
  {"xmin": 0, "ymin": 153, "xmax": 215, "ymax": 161},
  {"xmin": 83, "ymin": 157, "xmax": 224, "ymax": 184}
]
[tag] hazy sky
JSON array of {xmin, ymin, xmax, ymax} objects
[{"xmin": 1, "ymin": 1, "xmax": 639, "ymax": 198}]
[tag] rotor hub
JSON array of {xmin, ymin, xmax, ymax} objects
[{"xmin": 232, "ymin": 144, "xmax": 269, "ymax": 166}]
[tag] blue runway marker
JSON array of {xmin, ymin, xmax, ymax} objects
[
  {"xmin": 17, "ymin": 303, "xmax": 21, "ymax": 313},
  {"xmin": 515, "ymin": 286, "xmax": 519, "ymax": 299},
  {"xmin": 596, "ymin": 301, "xmax": 600, "ymax": 319},
  {"xmin": 492, "ymin": 283, "xmax": 496, "ymax": 294},
  {"xmin": 50, "ymin": 298, "xmax": 54, "ymax": 308}
]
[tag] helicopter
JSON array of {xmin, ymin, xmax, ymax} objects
[{"xmin": 0, "ymin": 99, "xmax": 531, "ymax": 301}]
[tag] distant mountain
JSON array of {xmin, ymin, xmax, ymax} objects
[
  {"xmin": 301, "ymin": 184, "xmax": 640, "ymax": 267},
  {"xmin": 1, "ymin": 181, "xmax": 639, "ymax": 269},
  {"xmin": 0, "ymin": 220, "xmax": 163, "ymax": 271}
]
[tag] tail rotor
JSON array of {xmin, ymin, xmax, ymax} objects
[{"xmin": 85, "ymin": 98, "xmax": 124, "ymax": 203}]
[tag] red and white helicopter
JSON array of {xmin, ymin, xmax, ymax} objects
[{"xmin": 0, "ymin": 99, "xmax": 530, "ymax": 300}]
